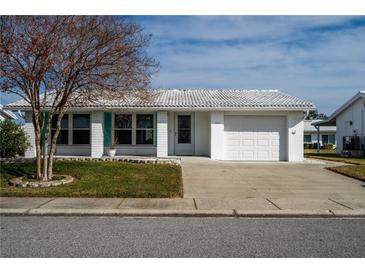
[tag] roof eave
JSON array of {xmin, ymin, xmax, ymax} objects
[
  {"xmin": 326, "ymin": 91, "xmax": 365, "ymax": 121},
  {"xmin": 3, "ymin": 105, "xmax": 315, "ymax": 112}
]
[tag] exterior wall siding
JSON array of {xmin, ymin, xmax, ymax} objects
[
  {"xmin": 107, "ymin": 146, "xmax": 156, "ymax": 156},
  {"xmin": 287, "ymin": 111, "xmax": 304, "ymax": 162},
  {"xmin": 55, "ymin": 145, "xmax": 91, "ymax": 156},
  {"xmin": 336, "ymin": 98, "xmax": 365, "ymax": 153},
  {"xmin": 24, "ymin": 111, "xmax": 36, "ymax": 158},
  {"xmin": 210, "ymin": 112, "xmax": 224, "ymax": 160},
  {"xmin": 21, "ymin": 109, "xmax": 306, "ymax": 161},
  {"xmin": 304, "ymin": 132, "xmax": 337, "ymax": 146},
  {"xmin": 91, "ymin": 111, "xmax": 104, "ymax": 158},
  {"xmin": 157, "ymin": 111, "xmax": 168, "ymax": 157},
  {"xmin": 167, "ymin": 111, "xmax": 175, "ymax": 155},
  {"xmin": 194, "ymin": 112, "xmax": 210, "ymax": 156}
]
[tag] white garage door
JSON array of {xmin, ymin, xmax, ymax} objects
[{"xmin": 224, "ymin": 116, "xmax": 287, "ymax": 161}]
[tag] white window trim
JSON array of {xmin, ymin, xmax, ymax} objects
[
  {"xmin": 114, "ymin": 113, "xmax": 133, "ymax": 145},
  {"xmin": 136, "ymin": 113, "xmax": 155, "ymax": 145},
  {"xmin": 113, "ymin": 113, "xmax": 156, "ymax": 147}
]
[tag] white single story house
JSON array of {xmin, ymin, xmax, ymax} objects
[
  {"xmin": 304, "ymin": 120, "xmax": 336, "ymax": 147},
  {"xmin": 313, "ymin": 91, "xmax": 365, "ymax": 154},
  {"xmin": 5, "ymin": 89, "xmax": 315, "ymax": 162},
  {"xmin": 0, "ymin": 104, "xmax": 17, "ymax": 121}
]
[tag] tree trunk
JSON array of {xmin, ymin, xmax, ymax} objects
[
  {"xmin": 32, "ymin": 110, "xmax": 43, "ymax": 180},
  {"xmin": 47, "ymin": 138, "xmax": 57, "ymax": 180},
  {"xmin": 35, "ymin": 132, "xmax": 42, "ymax": 180},
  {"xmin": 47, "ymin": 110, "xmax": 64, "ymax": 180},
  {"xmin": 41, "ymin": 114, "xmax": 54, "ymax": 181}
]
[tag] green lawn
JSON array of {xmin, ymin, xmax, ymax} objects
[
  {"xmin": 304, "ymin": 148, "xmax": 337, "ymax": 154},
  {"xmin": 327, "ymin": 165, "xmax": 365, "ymax": 182},
  {"xmin": 304, "ymin": 149, "xmax": 365, "ymax": 181},
  {"xmin": 304, "ymin": 150, "xmax": 365, "ymax": 165},
  {"xmin": 0, "ymin": 161, "xmax": 183, "ymax": 198}
]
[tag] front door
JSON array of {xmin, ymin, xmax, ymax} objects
[{"xmin": 175, "ymin": 113, "xmax": 194, "ymax": 155}]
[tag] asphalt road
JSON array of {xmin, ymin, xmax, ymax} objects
[{"xmin": 1, "ymin": 216, "xmax": 365, "ymax": 257}]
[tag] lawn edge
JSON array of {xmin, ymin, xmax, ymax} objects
[
  {"xmin": 326, "ymin": 166, "xmax": 365, "ymax": 182},
  {"xmin": 305, "ymin": 155, "xmax": 361, "ymax": 165}
]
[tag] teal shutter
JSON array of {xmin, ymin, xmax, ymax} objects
[
  {"xmin": 104, "ymin": 112, "xmax": 112, "ymax": 147},
  {"xmin": 41, "ymin": 112, "xmax": 49, "ymax": 146}
]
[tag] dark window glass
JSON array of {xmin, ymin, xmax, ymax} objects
[
  {"xmin": 178, "ymin": 115, "xmax": 191, "ymax": 129},
  {"xmin": 178, "ymin": 115, "xmax": 191, "ymax": 144},
  {"xmin": 51, "ymin": 114, "xmax": 68, "ymax": 129},
  {"xmin": 328, "ymin": 135, "xmax": 336, "ymax": 145},
  {"xmin": 115, "ymin": 114, "xmax": 132, "ymax": 129},
  {"xmin": 115, "ymin": 130, "xmax": 132, "ymax": 144},
  {"xmin": 73, "ymin": 130, "xmax": 90, "ymax": 144},
  {"xmin": 136, "ymin": 114, "xmax": 154, "ymax": 128},
  {"xmin": 322, "ymin": 135, "xmax": 329, "ymax": 144},
  {"xmin": 73, "ymin": 114, "xmax": 90, "ymax": 128},
  {"xmin": 51, "ymin": 114, "xmax": 68, "ymax": 144},
  {"xmin": 51, "ymin": 129, "xmax": 68, "ymax": 145},
  {"xmin": 304, "ymin": 135, "xmax": 312, "ymax": 143},
  {"xmin": 72, "ymin": 114, "xmax": 90, "ymax": 144},
  {"xmin": 136, "ymin": 129, "xmax": 154, "ymax": 144}
]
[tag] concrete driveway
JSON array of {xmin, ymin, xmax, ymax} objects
[{"xmin": 181, "ymin": 157, "xmax": 365, "ymax": 210}]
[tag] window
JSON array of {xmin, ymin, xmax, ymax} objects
[
  {"xmin": 114, "ymin": 114, "xmax": 132, "ymax": 144},
  {"xmin": 51, "ymin": 114, "xmax": 69, "ymax": 145},
  {"xmin": 304, "ymin": 135, "xmax": 312, "ymax": 143},
  {"xmin": 177, "ymin": 115, "xmax": 191, "ymax": 144},
  {"xmin": 322, "ymin": 135, "xmax": 329, "ymax": 144},
  {"xmin": 73, "ymin": 114, "xmax": 90, "ymax": 144},
  {"xmin": 328, "ymin": 135, "xmax": 336, "ymax": 145},
  {"xmin": 136, "ymin": 114, "xmax": 154, "ymax": 144}
]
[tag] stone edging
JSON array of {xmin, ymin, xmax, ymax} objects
[
  {"xmin": 8, "ymin": 175, "xmax": 74, "ymax": 188},
  {"xmin": 0, "ymin": 157, "xmax": 180, "ymax": 165}
]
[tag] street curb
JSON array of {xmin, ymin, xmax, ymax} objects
[
  {"xmin": 1, "ymin": 208, "xmax": 365, "ymax": 217},
  {"xmin": 330, "ymin": 209, "xmax": 365, "ymax": 217},
  {"xmin": 0, "ymin": 208, "xmax": 235, "ymax": 217},
  {"xmin": 235, "ymin": 209, "xmax": 335, "ymax": 217}
]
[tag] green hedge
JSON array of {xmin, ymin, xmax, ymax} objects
[{"xmin": 0, "ymin": 119, "xmax": 30, "ymax": 158}]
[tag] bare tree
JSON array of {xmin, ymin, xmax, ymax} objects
[{"xmin": 0, "ymin": 16, "xmax": 158, "ymax": 180}]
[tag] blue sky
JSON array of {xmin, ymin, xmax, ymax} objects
[
  {"xmin": 130, "ymin": 15, "xmax": 365, "ymax": 115},
  {"xmin": 1, "ymin": 16, "xmax": 364, "ymax": 115}
]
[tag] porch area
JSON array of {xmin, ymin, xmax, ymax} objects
[{"xmin": 23, "ymin": 110, "xmax": 212, "ymax": 159}]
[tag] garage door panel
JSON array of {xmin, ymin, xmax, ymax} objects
[
  {"xmin": 272, "ymin": 151, "xmax": 280, "ymax": 159},
  {"xmin": 224, "ymin": 116, "xmax": 287, "ymax": 161},
  {"xmin": 227, "ymin": 139, "xmax": 240, "ymax": 146},
  {"xmin": 257, "ymin": 139, "xmax": 270, "ymax": 146},
  {"xmin": 271, "ymin": 139, "xmax": 280, "ymax": 146},
  {"xmin": 242, "ymin": 139, "xmax": 254, "ymax": 146},
  {"xmin": 257, "ymin": 151, "xmax": 270, "ymax": 160},
  {"xmin": 243, "ymin": 151, "xmax": 254, "ymax": 160}
]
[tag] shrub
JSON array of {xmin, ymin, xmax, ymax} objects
[
  {"xmin": 304, "ymin": 143, "xmax": 311, "ymax": 149},
  {"xmin": 0, "ymin": 119, "xmax": 30, "ymax": 158},
  {"xmin": 323, "ymin": 143, "xmax": 334, "ymax": 150}
]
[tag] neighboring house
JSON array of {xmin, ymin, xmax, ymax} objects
[
  {"xmin": 4, "ymin": 89, "xmax": 315, "ymax": 161},
  {"xmin": 0, "ymin": 104, "xmax": 17, "ymax": 121},
  {"xmin": 313, "ymin": 91, "xmax": 365, "ymax": 155},
  {"xmin": 304, "ymin": 120, "xmax": 336, "ymax": 147}
]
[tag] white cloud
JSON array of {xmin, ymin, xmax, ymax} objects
[{"xmin": 143, "ymin": 16, "xmax": 365, "ymax": 114}]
